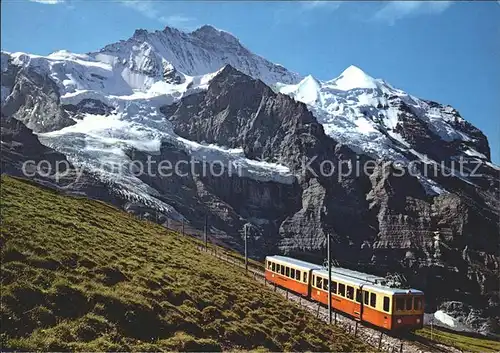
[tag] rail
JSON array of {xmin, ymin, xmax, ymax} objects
[{"xmin": 197, "ymin": 245, "xmax": 458, "ymax": 353}]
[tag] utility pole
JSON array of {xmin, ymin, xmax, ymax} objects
[
  {"xmin": 327, "ymin": 231, "xmax": 332, "ymax": 324},
  {"xmin": 431, "ymin": 316, "xmax": 434, "ymax": 340},
  {"xmin": 244, "ymin": 224, "xmax": 248, "ymax": 272},
  {"xmin": 204, "ymin": 216, "xmax": 208, "ymax": 251}
]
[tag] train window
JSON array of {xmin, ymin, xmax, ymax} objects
[
  {"xmin": 317, "ymin": 277, "xmax": 323, "ymax": 289},
  {"xmin": 396, "ymin": 298, "xmax": 404, "ymax": 311},
  {"xmin": 303, "ymin": 272, "xmax": 308, "ymax": 283},
  {"xmin": 383, "ymin": 296, "xmax": 390, "ymax": 312},
  {"xmin": 405, "ymin": 298, "xmax": 413, "ymax": 311},
  {"xmin": 290, "ymin": 268, "xmax": 295, "ymax": 279},
  {"xmin": 271, "ymin": 262, "xmax": 275, "ymax": 272},
  {"xmin": 414, "ymin": 297, "xmax": 422, "ymax": 310},
  {"xmin": 295, "ymin": 270, "xmax": 301, "ymax": 281},
  {"xmin": 280, "ymin": 265, "xmax": 285, "ymax": 275},
  {"xmin": 323, "ymin": 279, "xmax": 328, "ymax": 291},
  {"xmin": 356, "ymin": 289, "xmax": 362, "ymax": 303},
  {"xmin": 364, "ymin": 291, "xmax": 369, "ymax": 305},
  {"xmin": 267, "ymin": 261, "xmax": 272, "ymax": 270},
  {"xmin": 370, "ymin": 293, "xmax": 377, "ymax": 307},
  {"xmin": 347, "ymin": 286, "xmax": 354, "ymax": 300},
  {"xmin": 276, "ymin": 264, "xmax": 280, "ymax": 273},
  {"xmin": 285, "ymin": 267, "xmax": 290, "ymax": 277},
  {"xmin": 331, "ymin": 281, "xmax": 337, "ymax": 294},
  {"xmin": 339, "ymin": 283, "xmax": 346, "ymax": 297}
]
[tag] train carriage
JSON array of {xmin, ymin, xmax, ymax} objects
[
  {"xmin": 265, "ymin": 256, "xmax": 320, "ymax": 296},
  {"xmin": 265, "ymin": 255, "xmax": 424, "ymax": 332}
]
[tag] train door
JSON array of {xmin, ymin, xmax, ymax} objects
[
  {"xmin": 358, "ymin": 284, "xmax": 364, "ymax": 322},
  {"xmin": 306, "ymin": 269, "xmax": 313, "ymax": 298}
]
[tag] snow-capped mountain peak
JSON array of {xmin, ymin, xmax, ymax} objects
[
  {"xmin": 277, "ymin": 63, "xmax": 492, "ymax": 194},
  {"xmin": 1, "ymin": 25, "xmax": 303, "ymax": 216},
  {"xmin": 1, "ymin": 23, "xmax": 494, "ymax": 204},
  {"xmin": 190, "ymin": 24, "xmax": 241, "ymax": 45},
  {"xmin": 279, "ymin": 74, "xmax": 322, "ymax": 106},
  {"xmin": 96, "ymin": 25, "xmax": 301, "ymax": 86},
  {"xmin": 327, "ymin": 64, "xmax": 379, "ymax": 91}
]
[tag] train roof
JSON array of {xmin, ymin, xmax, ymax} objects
[
  {"xmin": 266, "ymin": 255, "xmax": 321, "ymax": 271},
  {"xmin": 323, "ymin": 266, "xmax": 387, "ymax": 283},
  {"xmin": 312, "ymin": 268, "xmax": 424, "ymax": 296}
]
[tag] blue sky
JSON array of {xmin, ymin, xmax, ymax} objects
[{"xmin": 2, "ymin": 0, "xmax": 499, "ymax": 163}]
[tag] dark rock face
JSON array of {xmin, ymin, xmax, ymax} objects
[
  {"xmin": 63, "ymin": 98, "xmax": 114, "ymax": 118},
  {"xmin": 161, "ymin": 65, "xmax": 500, "ymax": 333},
  {"xmin": 125, "ymin": 141, "xmax": 300, "ymax": 253},
  {"xmin": 163, "ymin": 62, "xmax": 184, "ymax": 84},
  {"xmin": 390, "ymin": 98, "xmax": 491, "ymax": 162},
  {"xmin": 1, "ymin": 58, "xmax": 75, "ymax": 133},
  {"xmin": 163, "ymin": 65, "xmax": 326, "ymax": 167}
]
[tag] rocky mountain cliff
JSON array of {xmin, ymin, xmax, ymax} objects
[
  {"xmin": 1, "ymin": 25, "xmax": 499, "ymax": 334},
  {"xmin": 162, "ymin": 65, "xmax": 500, "ymax": 333}
]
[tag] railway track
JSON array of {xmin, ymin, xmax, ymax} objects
[
  {"xmin": 404, "ymin": 333, "xmax": 456, "ymax": 353},
  {"xmin": 200, "ymin": 246, "xmax": 460, "ymax": 353}
]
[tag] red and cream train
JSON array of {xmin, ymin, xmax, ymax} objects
[{"xmin": 265, "ymin": 255, "xmax": 424, "ymax": 331}]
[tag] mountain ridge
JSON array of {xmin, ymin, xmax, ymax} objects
[
  {"xmin": 0, "ymin": 25, "xmax": 494, "ymax": 171},
  {"xmin": 1, "ymin": 24, "xmax": 499, "ymax": 334},
  {"xmin": 94, "ymin": 24, "xmax": 301, "ymax": 86}
]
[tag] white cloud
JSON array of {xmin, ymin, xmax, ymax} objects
[
  {"xmin": 301, "ymin": 1, "xmax": 342, "ymax": 11},
  {"xmin": 374, "ymin": 1, "xmax": 453, "ymax": 25},
  {"xmin": 121, "ymin": 1, "xmax": 157, "ymax": 19},
  {"xmin": 28, "ymin": 0, "xmax": 65, "ymax": 4},
  {"xmin": 159, "ymin": 14, "xmax": 192, "ymax": 27},
  {"xmin": 121, "ymin": 1, "xmax": 194, "ymax": 28},
  {"xmin": 273, "ymin": 1, "xmax": 342, "ymax": 27}
]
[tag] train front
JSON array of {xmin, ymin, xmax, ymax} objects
[{"xmin": 392, "ymin": 291, "xmax": 424, "ymax": 331}]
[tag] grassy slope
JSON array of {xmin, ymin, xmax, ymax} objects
[
  {"xmin": 415, "ymin": 327, "xmax": 500, "ymax": 353},
  {"xmin": 0, "ymin": 176, "xmax": 369, "ymax": 352}
]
